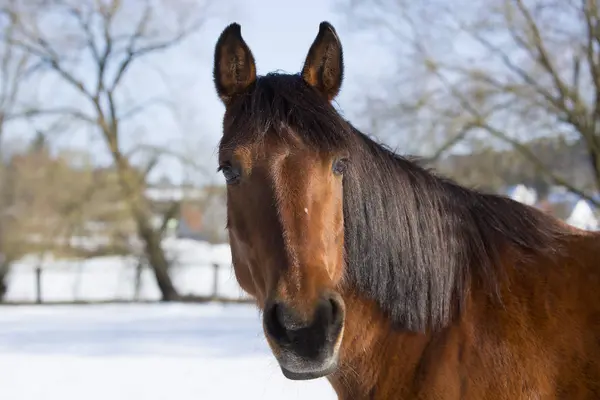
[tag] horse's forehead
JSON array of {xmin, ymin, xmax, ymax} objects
[{"xmin": 220, "ymin": 128, "xmax": 315, "ymax": 166}]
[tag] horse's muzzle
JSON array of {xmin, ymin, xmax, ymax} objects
[{"xmin": 263, "ymin": 291, "xmax": 345, "ymax": 380}]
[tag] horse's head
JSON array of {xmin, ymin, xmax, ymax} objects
[{"xmin": 213, "ymin": 22, "xmax": 349, "ymax": 380}]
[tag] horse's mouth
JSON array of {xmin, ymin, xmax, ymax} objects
[
  {"xmin": 274, "ymin": 344, "xmax": 340, "ymax": 381},
  {"xmin": 279, "ymin": 357, "xmax": 338, "ymax": 380}
]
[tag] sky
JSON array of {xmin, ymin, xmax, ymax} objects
[
  {"xmin": 7, "ymin": 0, "xmax": 585, "ymax": 188},
  {"xmin": 7, "ymin": 0, "xmax": 394, "ymax": 186}
]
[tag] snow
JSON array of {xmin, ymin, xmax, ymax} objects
[
  {"xmin": 566, "ymin": 200, "xmax": 599, "ymax": 231},
  {"xmin": 0, "ymin": 303, "xmax": 337, "ymax": 399},
  {"xmin": 5, "ymin": 238, "xmax": 248, "ymax": 303},
  {"xmin": 1, "ymin": 238, "xmax": 336, "ymax": 398},
  {"xmin": 508, "ymin": 184, "xmax": 538, "ymax": 206}
]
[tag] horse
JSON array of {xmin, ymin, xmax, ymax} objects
[{"xmin": 212, "ymin": 21, "xmax": 600, "ymax": 399}]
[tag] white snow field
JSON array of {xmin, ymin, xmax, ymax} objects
[
  {"xmin": 4, "ymin": 238, "xmax": 247, "ymax": 303},
  {"xmin": 0, "ymin": 303, "xmax": 337, "ymax": 400},
  {"xmin": 1, "ymin": 238, "xmax": 336, "ymax": 399}
]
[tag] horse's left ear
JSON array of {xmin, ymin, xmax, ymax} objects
[{"xmin": 301, "ymin": 21, "xmax": 344, "ymax": 101}]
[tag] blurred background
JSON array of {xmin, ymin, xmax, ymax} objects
[{"xmin": 0, "ymin": 0, "xmax": 598, "ymax": 399}]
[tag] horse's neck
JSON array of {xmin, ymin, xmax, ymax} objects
[
  {"xmin": 329, "ymin": 232, "xmax": 600, "ymax": 400},
  {"xmin": 329, "ymin": 258, "xmax": 511, "ymax": 399},
  {"xmin": 328, "ymin": 294, "xmax": 455, "ymax": 399},
  {"xmin": 330, "ymin": 287, "xmax": 528, "ymax": 400}
]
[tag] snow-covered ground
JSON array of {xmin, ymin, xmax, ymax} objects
[
  {"xmin": 5, "ymin": 238, "xmax": 248, "ymax": 303},
  {"xmin": 1, "ymin": 239, "xmax": 335, "ymax": 398},
  {"xmin": 0, "ymin": 303, "xmax": 337, "ymax": 399}
]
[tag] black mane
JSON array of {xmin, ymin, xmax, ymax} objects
[
  {"xmin": 223, "ymin": 73, "xmax": 569, "ymax": 332},
  {"xmin": 221, "ymin": 73, "xmax": 350, "ymax": 152}
]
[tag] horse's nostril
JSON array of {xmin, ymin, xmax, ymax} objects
[
  {"xmin": 265, "ymin": 301, "xmax": 307, "ymax": 343},
  {"xmin": 265, "ymin": 302, "xmax": 287, "ymax": 342},
  {"xmin": 329, "ymin": 298, "xmax": 339, "ymax": 322},
  {"xmin": 317, "ymin": 297, "xmax": 335, "ymax": 324},
  {"xmin": 324, "ymin": 294, "xmax": 344, "ymax": 329}
]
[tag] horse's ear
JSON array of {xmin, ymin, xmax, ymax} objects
[
  {"xmin": 213, "ymin": 23, "xmax": 257, "ymax": 105},
  {"xmin": 301, "ymin": 21, "xmax": 344, "ymax": 101}
]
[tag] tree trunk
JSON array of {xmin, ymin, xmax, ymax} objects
[
  {"xmin": 0, "ymin": 279, "xmax": 6, "ymax": 301},
  {"xmin": 110, "ymin": 146, "xmax": 180, "ymax": 301},
  {"xmin": 0, "ymin": 266, "xmax": 7, "ymax": 302},
  {"xmin": 136, "ymin": 214, "xmax": 179, "ymax": 301}
]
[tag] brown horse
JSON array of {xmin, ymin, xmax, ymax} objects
[{"xmin": 212, "ymin": 21, "xmax": 600, "ymax": 399}]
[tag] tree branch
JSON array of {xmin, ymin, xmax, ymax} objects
[
  {"xmin": 436, "ymin": 67, "xmax": 599, "ymax": 206},
  {"xmin": 6, "ymin": 107, "xmax": 96, "ymax": 124},
  {"xmin": 158, "ymin": 201, "xmax": 180, "ymax": 237},
  {"xmin": 512, "ymin": 0, "xmax": 574, "ymax": 105},
  {"xmin": 420, "ymin": 123, "xmax": 475, "ymax": 164},
  {"xmin": 8, "ymin": 36, "xmax": 95, "ymax": 101},
  {"xmin": 109, "ymin": 3, "xmax": 204, "ymax": 93}
]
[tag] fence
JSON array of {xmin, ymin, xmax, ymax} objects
[{"xmin": 3, "ymin": 258, "xmax": 252, "ymax": 304}]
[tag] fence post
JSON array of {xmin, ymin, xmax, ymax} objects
[
  {"xmin": 35, "ymin": 265, "xmax": 42, "ymax": 304},
  {"xmin": 134, "ymin": 259, "xmax": 143, "ymax": 301},
  {"xmin": 212, "ymin": 263, "xmax": 219, "ymax": 299}
]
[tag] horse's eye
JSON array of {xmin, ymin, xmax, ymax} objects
[
  {"xmin": 218, "ymin": 163, "xmax": 241, "ymax": 185},
  {"xmin": 332, "ymin": 158, "xmax": 348, "ymax": 176}
]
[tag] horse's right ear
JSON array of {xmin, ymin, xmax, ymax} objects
[{"xmin": 213, "ymin": 23, "xmax": 257, "ymax": 105}]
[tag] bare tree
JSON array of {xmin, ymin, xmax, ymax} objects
[
  {"xmin": 3, "ymin": 0, "xmax": 212, "ymax": 300},
  {"xmin": 0, "ymin": 3, "xmax": 37, "ymax": 300},
  {"xmin": 339, "ymin": 0, "xmax": 600, "ymax": 207}
]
